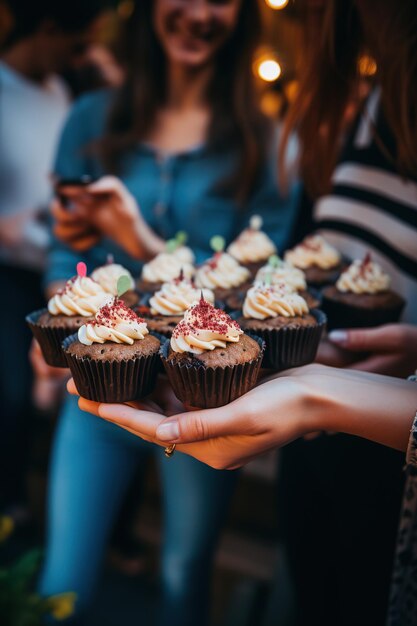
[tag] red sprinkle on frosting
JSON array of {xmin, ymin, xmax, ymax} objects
[
  {"xmin": 358, "ymin": 252, "xmax": 372, "ymax": 277},
  {"xmin": 94, "ymin": 298, "xmax": 145, "ymax": 328},
  {"xmin": 199, "ymin": 252, "xmax": 222, "ymax": 271},
  {"xmin": 300, "ymin": 236, "xmax": 321, "ymax": 252},
  {"xmin": 172, "ymin": 296, "xmax": 241, "ymax": 339}
]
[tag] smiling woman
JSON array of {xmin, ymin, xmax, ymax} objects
[
  {"xmin": 38, "ymin": 2, "xmax": 300, "ymax": 625},
  {"xmin": 99, "ymin": 0, "xmax": 268, "ymax": 203}
]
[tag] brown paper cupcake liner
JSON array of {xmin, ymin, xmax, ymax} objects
[
  {"xmin": 321, "ymin": 295, "xmax": 405, "ymax": 331},
  {"xmin": 160, "ymin": 334, "xmax": 265, "ymax": 409},
  {"xmin": 237, "ymin": 309, "xmax": 327, "ymax": 371},
  {"xmin": 26, "ymin": 309, "xmax": 75, "ymax": 368},
  {"xmin": 62, "ymin": 334, "xmax": 160, "ymax": 403}
]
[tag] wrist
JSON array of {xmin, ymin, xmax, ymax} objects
[
  {"xmin": 295, "ymin": 367, "xmax": 342, "ymax": 436},
  {"xmin": 131, "ymin": 215, "xmax": 165, "ymax": 260}
]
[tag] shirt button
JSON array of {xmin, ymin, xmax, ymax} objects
[{"xmin": 154, "ymin": 202, "xmax": 166, "ymax": 217}]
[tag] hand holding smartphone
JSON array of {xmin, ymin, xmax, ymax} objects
[{"xmin": 54, "ymin": 175, "xmax": 97, "ymax": 209}]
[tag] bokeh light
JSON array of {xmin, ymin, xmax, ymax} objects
[
  {"xmin": 257, "ymin": 59, "xmax": 282, "ymax": 82},
  {"xmin": 358, "ymin": 55, "xmax": 377, "ymax": 77},
  {"xmin": 265, "ymin": 0, "xmax": 289, "ymax": 9}
]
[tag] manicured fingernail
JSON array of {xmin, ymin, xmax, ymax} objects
[
  {"xmin": 157, "ymin": 421, "xmax": 180, "ymax": 442},
  {"xmin": 328, "ymin": 330, "xmax": 348, "ymax": 344}
]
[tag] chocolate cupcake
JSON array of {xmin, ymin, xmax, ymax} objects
[
  {"xmin": 63, "ymin": 298, "xmax": 160, "ymax": 402},
  {"xmin": 26, "ymin": 273, "xmax": 113, "ymax": 367},
  {"xmin": 227, "ymin": 215, "xmax": 277, "ymax": 277},
  {"xmin": 322, "ymin": 254, "xmax": 405, "ymax": 330},
  {"xmin": 237, "ymin": 283, "xmax": 326, "ymax": 370},
  {"xmin": 139, "ymin": 274, "xmax": 214, "ymax": 337},
  {"xmin": 91, "ymin": 259, "xmax": 139, "ymax": 307},
  {"xmin": 160, "ymin": 297, "xmax": 264, "ymax": 408},
  {"xmin": 284, "ymin": 234, "xmax": 344, "ymax": 287},
  {"xmin": 136, "ymin": 250, "xmax": 195, "ymax": 294},
  {"xmin": 194, "ymin": 250, "xmax": 250, "ymax": 302}
]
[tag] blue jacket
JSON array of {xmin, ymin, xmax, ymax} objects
[{"xmin": 46, "ymin": 89, "xmax": 300, "ymax": 285}]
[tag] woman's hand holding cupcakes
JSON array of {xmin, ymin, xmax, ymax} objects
[
  {"xmin": 67, "ymin": 369, "xmax": 313, "ymax": 469},
  {"xmin": 67, "ymin": 364, "xmax": 417, "ymax": 469}
]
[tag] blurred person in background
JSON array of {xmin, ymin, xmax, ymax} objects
[
  {"xmin": 275, "ymin": 0, "xmax": 417, "ymax": 624},
  {"xmin": 38, "ymin": 1, "xmax": 300, "ymax": 625},
  {"xmin": 0, "ymin": 0, "xmax": 106, "ymax": 518}
]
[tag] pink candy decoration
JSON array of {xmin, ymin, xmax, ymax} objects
[{"xmin": 77, "ymin": 262, "xmax": 87, "ymax": 277}]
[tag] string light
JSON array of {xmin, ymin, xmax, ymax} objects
[
  {"xmin": 257, "ymin": 59, "xmax": 282, "ymax": 82},
  {"xmin": 265, "ymin": 0, "xmax": 289, "ymax": 9}
]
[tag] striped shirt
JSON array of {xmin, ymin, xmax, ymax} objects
[{"xmin": 313, "ymin": 89, "xmax": 417, "ymax": 323}]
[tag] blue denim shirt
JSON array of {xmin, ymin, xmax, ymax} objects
[{"xmin": 46, "ymin": 89, "xmax": 300, "ymax": 285}]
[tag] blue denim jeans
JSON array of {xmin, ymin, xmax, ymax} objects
[{"xmin": 39, "ymin": 395, "xmax": 238, "ymax": 626}]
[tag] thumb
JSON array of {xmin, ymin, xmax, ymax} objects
[
  {"xmin": 328, "ymin": 324, "xmax": 399, "ymax": 352},
  {"xmin": 155, "ymin": 402, "xmax": 243, "ymax": 444},
  {"xmin": 87, "ymin": 175, "xmax": 122, "ymax": 195}
]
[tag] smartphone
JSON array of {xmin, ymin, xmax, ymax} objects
[
  {"xmin": 55, "ymin": 175, "xmax": 96, "ymax": 209},
  {"xmin": 55, "ymin": 175, "xmax": 96, "ymax": 188}
]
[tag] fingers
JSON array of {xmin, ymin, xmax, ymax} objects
[
  {"xmin": 29, "ymin": 340, "xmax": 69, "ymax": 379},
  {"xmin": 78, "ymin": 397, "xmax": 166, "ymax": 440},
  {"xmin": 348, "ymin": 354, "xmax": 407, "ymax": 377},
  {"xmin": 29, "ymin": 340, "xmax": 50, "ymax": 378},
  {"xmin": 86, "ymin": 175, "xmax": 123, "ymax": 196},
  {"xmin": 53, "ymin": 222, "xmax": 100, "ymax": 250},
  {"xmin": 328, "ymin": 324, "xmax": 406, "ymax": 353},
  {"xmin": 315, "ymin": 338, "xmax": 360, "ymax": 367},
  {"xmin": 67, "ymin": 378, "xmax": 78, "ymax": 395},
  {"xmin": 51, "ymin": 196, "xmax": 91, "ymax": 220},
  {"xmin": 155, "ymin": 397, "xmax": 252, "ymax": 444}
]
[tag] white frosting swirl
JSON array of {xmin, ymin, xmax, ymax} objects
[
  {"xmin": 336, "ymin": 258, "xmax": 390, "ymax": 294},
  {"xmin": 78, "ymin": 299, "xmax": 149, "ymax": 345},
  {"xmin": 195, "ymin": 253, "xmax": 250, "ymax": 290},
  {"xmin": 255, "ymin": 261, "xmax": 306, "ymax": 291},
  {"xmin": 243, "ymin": 284, "xmax": 309, "ymax": 320},
  {"xmin": 173, "ymin": 246, "xmax": 195, "ymax": 265},
  {"xmin": 227, "ymin": 223, "xmax": 276, "ymax": 264},
  {"xmin": 141, "ymin": 253, "xmax": 194, "ymax": 283},
  {"xmin": 284, "ymin": 235, "xmax": 341, "ymax": 270},
  {"xmin": 150, "ymin": 279, "xmax": 214, "ymax": 316},
  {"xmin": 91, "ymin": 263, "xmax": 134, "ymax": 295},
  {"xmin": 170, "ymin": 299, "xmax": 243, "ymax": 355},
  {"xmin": 48, "ymin": 276, "xmax": 112, "ymax": 317}
]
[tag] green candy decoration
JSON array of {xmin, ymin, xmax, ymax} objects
[
  {"xmin": 117, "ymin": 275, "xmax": 131, "ymax": 297},
  {"xmin": 176, "ymin": 231, "xmax": 188, "ymax": 245},
  {"xmin": 268, "ymin": 254, "xmax": 283, "ymax": 268},
  {"xmin": 210, "ymin": 235, "xmax": 225, "ymax": 253},
  {"xmin": 166, "ymin": 231, "xmax": 188, "ymax": 253},
  {"xmin": 166, "ymin": 239, "xmax": 178, "ymax": 253}
]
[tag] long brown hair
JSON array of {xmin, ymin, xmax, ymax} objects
[
  {"xmin": 99, "ymin": 0, "xmax": 268, "ymax": 204},
  {"xmin": 280, "ymin": 0, "xmax": 417, "ymax": 198}
]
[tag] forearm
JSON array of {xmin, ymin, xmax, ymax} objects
[{"xmin": 309, "ymin": 368, "xmax": 417, "ymax": 452}]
